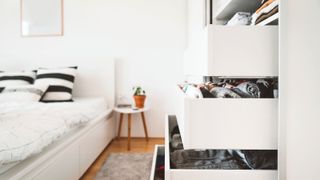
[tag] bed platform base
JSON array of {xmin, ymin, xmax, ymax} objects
[{"xmin": 0, "ymin": 111, "xmax": 115, "ymax": 180}]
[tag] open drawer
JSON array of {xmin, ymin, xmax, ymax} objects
[
  {"xmin": 150, "ymin": 145, "xmax": 165, "ymax": 180},
  {"xmin": 174, "ymin": 87, "xmax": 278, "ymax": 149},
  {"xmin": 165, "ymin": 115, "xmax": 278, "ymax": 180}
]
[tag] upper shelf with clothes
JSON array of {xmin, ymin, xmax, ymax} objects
[
  {"xmin": 211, "ymin": 0, "xmax": 279, "ymax": 26},
  {"xmin": 184, "ymin": 0, "xmax": 279, "ymax": 76}
]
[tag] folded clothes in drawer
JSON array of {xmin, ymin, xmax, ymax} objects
[
  {"xmin": 169, "ymin": 116, "xmax": 277, "ymax": 170},
  {"xmin": 180, "ymin": 77, "xmax": 278, "ymax": 99},
  {"xmin": 171, "ymin": 149, "xmax": 277, "ymax": 170}
]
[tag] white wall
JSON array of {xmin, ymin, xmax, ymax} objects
[
  {"xmin": 0, "ymin": 0, "xmax": 187, "ymax": 137},
  {"xmin": 280, "ymin": 0, "xmax": 320, "ymax": 179}
]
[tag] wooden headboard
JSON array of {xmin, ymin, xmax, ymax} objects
[{"xmin": 0, "ymin": 58, "xmax": 115, "ymax": 108}]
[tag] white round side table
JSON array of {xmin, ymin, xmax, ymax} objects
[{"xmin": 114, "ymin": 107, "xmax": 150, "ymax": 150}]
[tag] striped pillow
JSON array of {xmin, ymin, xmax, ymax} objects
[
  {"xmin": 0, "ymin": 85, "xmax": 48, "ymax": 102},
  {"xmin": 35, "ymin": 67, "xmax": 77, "ymax": 102},
  {"xmin": 0, "ymin": 71, "xmax": 36, "ymax": 86}
]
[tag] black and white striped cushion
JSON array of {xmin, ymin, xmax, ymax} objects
[
  {"xmin": 0, "ymin": 85, "xmax": 48, "ymax": 102},
  {"xmin": 35, "ymin": 67, "xmax": 77, "ymax": 102},
  {"xmin": 0, "ymin": 71, "xmax": 36, "ymax": 86}
]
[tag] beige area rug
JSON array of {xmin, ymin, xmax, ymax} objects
[{"xmin": 94, "ymin": 153, "xmax": 153, "ymax": 180}]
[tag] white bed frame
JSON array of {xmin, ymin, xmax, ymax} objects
[{"xmin": 0, "ymin": 58, "xmax": 116, "ymax": 180}]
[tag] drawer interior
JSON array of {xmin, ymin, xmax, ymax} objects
[{"xmin": 167, "ymin": 115, "xmax": 278, "ymax": 170}]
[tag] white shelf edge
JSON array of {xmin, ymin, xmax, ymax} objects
[{"xmin": 256, "ymin": 13, "xmax": 279, "ymax": 26}]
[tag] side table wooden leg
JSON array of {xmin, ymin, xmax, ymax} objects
[
  {"xmin": 141, "ymin": 112, "xmax": 149, "ymax": 141},
  {"xmin": 117, "ymin": 113, "xmax": 123, "ymax": 139},
  {"xmin": 128, "ymin": 114, "xmax": 132, "ymax": 151}
]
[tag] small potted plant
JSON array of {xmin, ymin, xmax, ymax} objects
[{"xmin": 133, "ymin": 86, "xmax": 146, "ymax": 108}]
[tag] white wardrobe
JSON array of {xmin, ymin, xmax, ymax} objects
[
  {"xmin": 164, "ymin": 0, "xmax": 279, "ymax": 180},
  {"xmin": 153, "ymin": 0, "xmax": 320, "ymax": 179}
]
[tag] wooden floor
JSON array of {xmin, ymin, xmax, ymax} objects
[{"xmin": 80, "ymin": 137, "xmax": 164, "ymax": 180}]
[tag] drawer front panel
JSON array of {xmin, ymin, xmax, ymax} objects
[
  {"xmin": 79, "ymin": 117, "xmax": 115, "ymax": 174},
  {"xmin": 207, "ymin": 25, "xmax": 278, "ymax": 76},
  {"xmin": 32, "ymin": 143, "xmax": 79, "ymax": 180},
  {"xmin": 184, "ymin": 99, "xmax": 278, "ymax": 149},
  {"xmin": 170, "ymin": 170, "xmax": 277, "ymax": 180}
]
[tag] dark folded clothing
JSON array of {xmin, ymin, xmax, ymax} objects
[
  {"xmin": 171, "ymin": 150, "xmax": 242, "ymax": 169},
  {"xmin": 202, "ymin": 78, "xmax": 277, "ymax": 98},
  {"xmin": 256, "ymin": 79, "xmax": 274, "ymax": 98},
  {"xmin": 243, "ymin": 150, "xmax": 278, "ymax": 169},
  {"xmin": 231, "ymin": 88, "xmax": 253, "ymax": 98},
  {"xmin": 234, "ymin": 82, "xmax": 261, "ymax": 98},
  {"xmin": 200, "ymin": 87, "xmax": 215, "ymax": 98},
  {"xmin": 210, "ymin": 87, "xmax": 241, "ymax": 98},
  {"xmin": 171, "ymin": 149, "xmax": 277, "ymax": 170}
]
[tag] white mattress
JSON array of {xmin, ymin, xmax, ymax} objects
[{"xmin": 0, "ymin": 97, "xmax": 109, "ymax": 173}]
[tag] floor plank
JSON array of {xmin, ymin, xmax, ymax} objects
[{"xmin": 80, "ymin": 137, "xmax": 164, "ymax": 180}]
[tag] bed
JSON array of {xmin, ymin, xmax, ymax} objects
[{"xmin": 0, "ymin": 58, "xmax": 116, "ymax": 180}]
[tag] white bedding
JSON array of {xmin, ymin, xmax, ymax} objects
[{"xmin": 0, "ymin": 98, "xmax": 108, "ymax": 170}]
